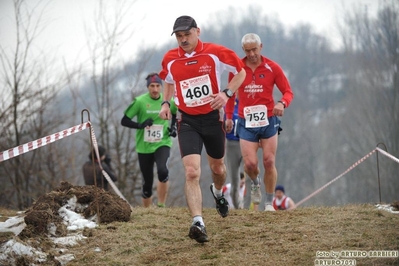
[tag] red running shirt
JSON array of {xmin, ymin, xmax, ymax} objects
[
  {"xmin": 159, "ymin": 40, "xmax": 244, "ymax": 115},
  {"xmin": 226, "ymin": 56, "xmax": 293, "ymax": 119}
]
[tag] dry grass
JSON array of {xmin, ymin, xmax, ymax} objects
[
  {"xmin": 1, "ymin": 204, "xmax": 398, "ymax": 265},
  {"xmin": 58, "ymin": 204, "xmax": 399, "ymax": 266},
  {"xmin": 0, "ymin": 208, "xmax": 19, "ymax": 222}
]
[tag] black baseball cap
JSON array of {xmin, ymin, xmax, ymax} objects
[{"xmin": 171, "ymin": 15, "xmax": 197, "ymax": 36}]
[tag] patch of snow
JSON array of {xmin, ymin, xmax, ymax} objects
[
  {"xmin": 58, "ymin": 206, "xmax": 97, "ymax": 230},
  {"xmin": 0, "ymin": 239, "xmax": 47, "ymax": 263},
  {"xmin": 375, "ymin": 204, "xmax": 399, "ymax": 214},
  {"xmin": 55, "ymin": 253, "xmax": 76, "ymax": 266},
  {"xmin": 0, "ymin": 196, "xmax": 98, "ymax": 265},
  {"xmin": 0, "ymin": 215, "xmax": 25, "ymax": 235},
  {"xmin": 51, "ymin": 233, "xmax": 87, "ymax": 246}
]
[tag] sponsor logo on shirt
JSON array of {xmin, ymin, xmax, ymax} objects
[
  {"xmin": 181, "ymin": 81, "xmax": 190, "ymax": 89},
  {"xmin": 244, "ymin": 81, "xmax": 263, "ymax": 99},
  {"xmin": 146, "ymin": 110, "xmax": 160, "ymax": 114},
  {"xmin": 186, "ymin": 60, "xmax": 198, "ymax": 65},
  {"xmin": 199, "ymin": 63, "xmax": 212, "ymax": 74}
]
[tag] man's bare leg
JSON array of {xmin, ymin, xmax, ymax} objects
[
  {"xmin": 207, "ymin": 155, "xmax": 226, "ymax": 191},
  {"xmin": 157, "ymin": 181, "xmax": 169, "ymax": 207},
  {"xmin": 240, "ymin": 139, "xmax": 260, "ymax": 181},
  {"xmin": 240, "ymin": 139, "xmax": 261, "ymax": 205},
  {"xmin": 184, "ymin": 154, "xmax": 209, "ymax": 243},
  {"xmin": 260, "ymin": 134, "xmax": 278, "ymax": 211},
  {"xmin": 142, "ymin": 197, "xmax": 152, "ymax": 207},
  {"xmin": 183, "ymin": 154, "xmax": 202, "ymax": 217}
]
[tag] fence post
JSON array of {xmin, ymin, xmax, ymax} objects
[{"xmin": 376, "ymin": 142, "xmax": 388, "ymax": 204}]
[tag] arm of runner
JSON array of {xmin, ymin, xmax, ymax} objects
[
  {"xmin": 210, "ymin": 69, "xmax": 246, "ymax": 110},
  {"xmin": 121, "ymin": 115, "xmax": 153, "ymax": 129},
  {"xmin": 227, "ymin": 68, "xmax": 246, "ymax": 94},
  {"xmin": 225, "ymin": 93, "xmax": 236, "ymax": 119},
  {"xmin": 275, "ymin": 64, "xmax": 294, "ymax": 108},
  {"xmin": 159, "ymin": 82, "xmax": 174, "ymax": 120}
]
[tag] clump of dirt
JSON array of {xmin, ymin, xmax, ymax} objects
[
  {"xmin": 19, "ymin": 181, "xmax": 131, "ymax": 239},
  {"xmin": 391, "ymin": 200, "xmax": 399, "ymax": 211}
]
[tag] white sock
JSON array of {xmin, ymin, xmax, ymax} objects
[
  {"xmin": 212, "ymin": 184, "xmax": 223, "ymax": 198},
  {"xmin": 193, "ymin": 215, "xmax": 204, "ymax": 226}
]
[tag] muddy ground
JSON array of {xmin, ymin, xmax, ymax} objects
[{"xmin": 19, "ymin": 181, "xmax": 132, "ymax": 239}]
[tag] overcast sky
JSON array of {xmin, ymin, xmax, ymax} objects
[{"xmin": 0, "ymin": 0, "xmax": 379, "ymax": 70}]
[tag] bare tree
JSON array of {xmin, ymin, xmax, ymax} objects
[
  {"xmin": 64, "ymin": 0, "xmax": 165, "ymax": 205},
  {"xmin": 317, "ymin": 0, "xmax": 399, "ymax": 204},
  {"xmin": 0, "ymin": 0, "xmax": 69, "ymax": 209}
]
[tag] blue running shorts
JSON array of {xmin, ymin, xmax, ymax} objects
[{"xmin": 236, "ymin": 116, "xmax": 281, "ymax": 142}]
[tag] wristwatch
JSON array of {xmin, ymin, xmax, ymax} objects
[
  {"xmin": 278, "ymin": 100, "xmax": 286, "ymax": 108},
  {"xmin": 161, "ymin": 100, "xmax": 170, "ymax": 107},
  {"xmin": 223, "ymin": 88, "xmax": 233, "ymax": 98}
]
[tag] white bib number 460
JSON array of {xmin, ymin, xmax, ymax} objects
[
  {"xmin": 180, "ymin": 74, "xmax": 213, "ymax": 107},
  {"xmin": 244, "ymin": 105, "xmax": 268, "ymax": 128},
  {"xmin": 144, "ymin": 125, "xmax": 163, "ymax": 142}
]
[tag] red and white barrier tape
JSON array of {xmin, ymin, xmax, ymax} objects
[
  {"xmin": 88, "ymin": 125, "xmax": 132, "ymax": 208},
  {"xmin": 295, "ymin": 147, "xmax": 399, "ymax": 207},
  {"xmin": 0, "ymin": 122, "xmax": 91, "ymax": 162},
  {"xmin": 376, "ymin": 147, "xmax": 399, "ymax": 164},
  {"xmin": 0, "ymin": 121, "xmax": 132, "ymax": 209}
]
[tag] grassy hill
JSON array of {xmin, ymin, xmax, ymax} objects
[{"xmin": 1, "ymin": 204, "xmax": 399, "ymax": 265}]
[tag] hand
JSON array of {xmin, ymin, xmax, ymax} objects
[
  {"xmin": 168, "ymin": 125, "xmax": 177, "ymax": 138},
  {"xmin": 225, "ymin": 119, "xmax": 234, "ymax": 133},
  {"xmin": 159, "ymin": 104, "xmax": 172, "ymax": 120},
  {"xmin": 138, "ymin": 118, "xmax": 153, "ymax": 129},
  {"xmin": 210, "ymin": 92, "xmax": 228, "ymax": 110},
  {"xmin": 273, "ymin": 102, "xmax": 285, "ymax": 116}
]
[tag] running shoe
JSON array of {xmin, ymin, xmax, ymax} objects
[
  {"xmin": 251, "ymin": 183, "xmax": 262, "ymax": 205},
  {"xmin": 210, "ymin": 183, "xmax": 229, "ymax": 218},
  {"xmin": 188, "ymin": 222, "xmax": 209, "ymax": 243},
  {"xmin": 264, "ymin": 204, "xmax": 276, "ymax": 212}
]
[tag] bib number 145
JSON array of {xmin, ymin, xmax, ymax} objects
[{"xmin": 144, "ymin": 125, "xmax": 163, "ymax": 142}]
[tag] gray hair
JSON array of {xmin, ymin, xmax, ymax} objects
[{"xmin": 241, "ymin": 33, "xmax": 262, "ymax": 46}]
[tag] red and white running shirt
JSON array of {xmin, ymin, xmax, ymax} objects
[
  {"xmin": 226, "ymin": 55, "xmax": 293, "ymax": 119},
  {"xmin": 273, "ymin": 195, "xmax": 293, "ymax": 210},
  {"xmin": 160, "ymin": 40, "xmax": 244, "ymax": 115}
]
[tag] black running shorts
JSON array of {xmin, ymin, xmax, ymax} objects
[{"xmin": 177, "ymin": 109, "xmax": 225, "ymax": 159}]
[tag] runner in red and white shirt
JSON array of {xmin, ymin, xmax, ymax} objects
[
  {"xmin": 158, "ymin": 15, "xmax": 246, "ymax": 244},
  {"xmin": 225, "ymin": 33, "xmax": 294, "ymax": 212},
  {"xmin": 273, "ymin": 185, "xmax": 296, "ymax": 210}
]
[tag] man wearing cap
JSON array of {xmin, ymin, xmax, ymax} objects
[
  {"xmin": 121, "ymin": 72, "xmax": 177, "ymax": 208},
  {"xmin": 158, "ymin": 15, "xmax": 246, "ymax": 243},
  {"xmin": 273, "ymin": 185, "xmax": 296, "ymax": 210}
]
